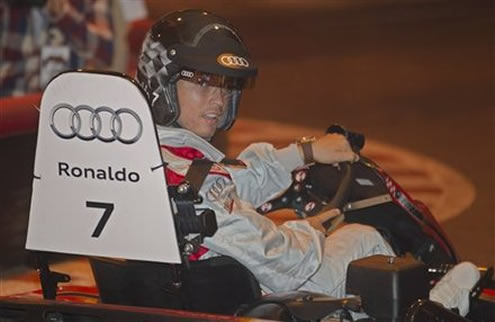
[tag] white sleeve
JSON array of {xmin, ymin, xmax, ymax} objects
[
  {"xmin": 229, "ymin": 142, "xmax": 304, "ymax": 207},
  {"xmin": 203, "ymin": 199, "xmax": 325, "ymax": 293}
]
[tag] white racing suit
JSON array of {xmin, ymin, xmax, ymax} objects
[{"xmin": 158, "ymin": 126, "xmax": 395, "ymax": 297}]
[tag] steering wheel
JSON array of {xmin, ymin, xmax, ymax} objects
[
  {"xmin": 318, "ymin": 162, "xmax": 352, "ymax": 230},
  {"xmin": 256, "ymin": 125, "xmax": 363, "ymax": 226},
  {"xmin": 256, "ymin": 162, "xmax": 353, "ymax": 221}
]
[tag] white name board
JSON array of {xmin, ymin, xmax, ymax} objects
[{"xmin": 26, "ymin": 71, "xmax": 181, "ymax": 263}]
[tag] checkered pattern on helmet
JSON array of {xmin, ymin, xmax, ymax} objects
[{"xmin": 137, "ymin": 32, "xmax": 174, "ymax": 97}]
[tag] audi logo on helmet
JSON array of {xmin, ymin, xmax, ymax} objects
[
  {"xmin": 217, "ymin": 53, "xmax": 249, "ymax": 69},
  {"xmin": 180, "ymin": 70, "xmax": 194, "ymax": 78},
  {"xmin": 49, "ymin": 104, "xmax": 143, "ymax": 144}
]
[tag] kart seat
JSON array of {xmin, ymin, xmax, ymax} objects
[
  {"xmin": 90, "ymin": 255, "xmax": 262, "ymax": 315},
  {"xmin": 25, "ymin": 70, "xmax": 261, "ymax": 315}
]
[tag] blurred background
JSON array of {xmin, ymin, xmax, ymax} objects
[{"xmin": 1, "ymin": 0, "xmax": 493, "ymax": 285}]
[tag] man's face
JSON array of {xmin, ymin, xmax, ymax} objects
[{"xmin": 176, "ymin": 79, "xmax": 230, "ymax": 140}]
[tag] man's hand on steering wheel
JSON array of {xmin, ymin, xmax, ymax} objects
[
  {"xmin": 306, "ymin": 208, "xmax": 342, "ymax": 234},
  {"xmin": 258, "ymin": 128, "xmax": 360, "ymax": 220},
  {"xmin": 299, "ymin": 134, "xmax": 359, "ymax": 166}
]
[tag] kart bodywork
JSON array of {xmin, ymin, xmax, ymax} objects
[{"xmin": 1, "ymin": 71, "xmax": 493, "ymax": 322}]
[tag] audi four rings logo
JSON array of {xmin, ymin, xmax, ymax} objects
[
  {"xmin": 217, "ymin": 53, "xmax": 249, "ymax": 69},
  {"xmin": 49, "ymin": 104, "xmax": 143, "ymax": 144},
  {"xmin": 206, "ymin": 177, "xmax": 228, "ymax": 202},
  {"xmin": 180, "ymin": 70, "xmax": 194, "ymax": 78}
]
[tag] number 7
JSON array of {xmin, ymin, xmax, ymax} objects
[{"xmin": 86, "ymin": 201, "xmax": 114, "ymax": 238}]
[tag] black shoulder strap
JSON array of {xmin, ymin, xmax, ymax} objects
[
  {"xmin": 185, "ymin": 159, "xmax": 214, "ymax": 194},
  {"xmin": 171, "ymin": 159, "xmax": 216, "ymax": 267},
  {"xmin": 220, "ymin": 157, "xmax": 246, "ymax": 169}
]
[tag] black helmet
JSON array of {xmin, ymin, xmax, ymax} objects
[{"xmin": 137, "ymin": 9, "xmax": 257, "ymax": 130}]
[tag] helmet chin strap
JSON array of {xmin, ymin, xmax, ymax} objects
[
  {"xmin": 155, "ymin": 75, "xmax": 180, "ymax": 127},
  {"xmin": 167, "ymin": 75, "xmax": 187, "ymax": 132}
]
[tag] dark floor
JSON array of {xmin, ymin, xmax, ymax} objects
[{"xmin": 1, "ymin": 0, "xmax": 493, "ymax": 275}]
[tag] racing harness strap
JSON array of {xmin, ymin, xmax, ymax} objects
[
  {"xmin": 170, "ymin": 159, "xmax": 216, "ymax": 261},
  {"xmin": 168, "ymin": 158, "xmax": 262, "ymax": 314},
  {"xmin": 185, "ymin": 159, "xmax": 215, "ymax": 196},
  {"xmin": 171, "ymin": 157, "xmax": 245, "ymax": 259},
  {"xmin": 175, "ymin": 158, "xmax": 243, "ymax": 255}
]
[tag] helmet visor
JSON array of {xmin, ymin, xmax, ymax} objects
[{"xmin": 178, "ymin": 69, "xmax": 254, "ymax": 90}]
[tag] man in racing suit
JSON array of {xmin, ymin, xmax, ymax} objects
[
  {"xmin": 157, "ymin": 125, "xmax": 394, "ymax": 297},
  {"xmin": 137, "ymin": 9, "xmax": 479, "ymax": 316}
]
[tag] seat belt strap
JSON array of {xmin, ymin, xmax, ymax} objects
[{"xmin": 184, "ymin": 159, "xmax": 214, "ymax": 195}]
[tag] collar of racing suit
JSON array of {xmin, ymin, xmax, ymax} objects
[
  {"xmin": 156, "ymin": 125, "xmax": 226, "ymax": 162},
  {"xmin": 157, "ymin": 125, "xmax": 235, "ymax": 181}
]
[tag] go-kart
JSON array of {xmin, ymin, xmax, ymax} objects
[{"xmin": 1, "ymin": 71, "xmax": 493, "ymax": 322}]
